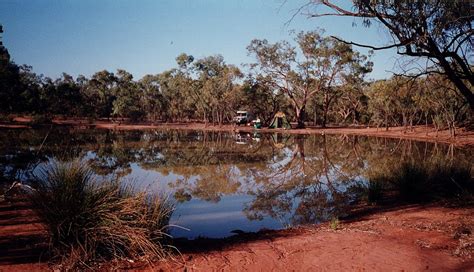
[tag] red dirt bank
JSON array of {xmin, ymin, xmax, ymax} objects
[
  {"xmin": 148, "ymin": 204, "xmax": 474, "ymax": 271},
  {"xmin": 1, "ymin": 198, "xmax": 473, "ymax": 271}
]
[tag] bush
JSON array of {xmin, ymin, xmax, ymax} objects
[
  {"xmin": 30, "ymin": 161, "xmax": 174, "ymax": 268},
  {"xmin": 364, "ymin": 160, "xmax": 473, "ymax": 204},
  {"xmin": 390, "ymin": 161, "xmax": 473, "ymax": 203}
]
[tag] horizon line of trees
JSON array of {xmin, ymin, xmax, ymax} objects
[{"xmin": 0, "ymin": 29, "xmax": 471, "ymax": 134}]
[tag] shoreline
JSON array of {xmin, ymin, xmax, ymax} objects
[
  {"xmin": 1, "ymin": 118, "xmax": 474, "ymax": 146},
  {"xmin": 1, "ymin": 198, "xmax": 472, "ymax": 271}
]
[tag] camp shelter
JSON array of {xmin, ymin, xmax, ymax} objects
[{"xmin": 268, "ymin": 112, "xmax": 291, "ymax": 129}]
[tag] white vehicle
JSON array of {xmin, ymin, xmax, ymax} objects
[{"xmin": 233, "ymin": 111, "xmax": 253, "ymax": 125}]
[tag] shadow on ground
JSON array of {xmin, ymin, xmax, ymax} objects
[{"xmin": 0, "ymin": 200, "xmax": 48, "ymax": 266}]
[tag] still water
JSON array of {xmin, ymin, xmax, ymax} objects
[{"xmin": 0, "ymin": 128, "xmax": 472, "ymax": 238}]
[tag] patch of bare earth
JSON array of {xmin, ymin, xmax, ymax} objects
[
  {"xmin": 0, "ymin": 196, "xmax": 473, "ymax": 271},
  {"xmin": 147, "ymin": 205, "xmax": 474, "ymax": 271}
]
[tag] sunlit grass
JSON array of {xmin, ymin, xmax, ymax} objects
[{"xmin": 30, "ymin": 161, "xmax": 175, "ymax": 269}]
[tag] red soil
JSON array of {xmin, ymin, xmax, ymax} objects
[
  {"xmin": 0, "ymin": 199, "xmax": 49, "ymax": 272},
  {"xmin": 150, "ymin": 204, "xmax": 474, "ymax": 271},
  {"xmin": 1, "ymin": 197, "xmax": 472, "ymax": 271}
]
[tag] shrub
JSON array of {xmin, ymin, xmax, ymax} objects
[
  {"xmin": 365, "ymin": 160, "xmax": 473, "ymax": 204},
  {"xmin": 30, "ymin": 161, "xmax": 174, "ymax": 268},
  {"xmin": 390, "ymin": 161, "xmax": 473, "ymax": 203},
  {"xmin": 392, "ymin": 162, "xmax": 428, "ymax": 202}
]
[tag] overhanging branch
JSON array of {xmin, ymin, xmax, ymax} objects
[{"xmin": 330, "ymin": 36, "xmax": 403, "ymax": 50}]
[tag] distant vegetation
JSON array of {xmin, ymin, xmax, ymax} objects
[{"xmin": 0, "ymin": 1, "xmax": 472, "ymax": 132}]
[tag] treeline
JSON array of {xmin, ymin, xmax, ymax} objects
[{"xmin": 0, "ymin": 30, "xmax": 471, "ymax": 132}]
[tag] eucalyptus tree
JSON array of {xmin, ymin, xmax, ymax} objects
[
  {"xmin": 302, "ymin": 0, "xmax": 474, "ymax": 111},
  {"xmin": 112, "ymin": 69, "xmax": 144, "ymax": 120},
  {"xmin": 332, "ymin": 83, "xmax": 369, "ymax": 125},
  {"xmin": 17, "ymin": 65, "xmax": 43, "ymax": 113},
  {"xmin": 366, "ymin": 79, "xmax": 399, "ymax": 130},
  {"xmin": 420, "ymin": 74, "xmax": 469, "ymax": 136},
  {"xmin": 45, "ymin": 73, "xmax": 83, "ymax": 116},
  {"xmin": 82, "ymin": 70, "xmax": 117, "ymax": 118},
  {"xmin": 0, "ymin": 44, "xmax": 23, "ymax": 113},
  {"xmin": 139, "ymin": 74, "xmax": 166, "ymax": 122},
  {"xmin": 240, "ymin": 78, "xmax": 289, "ymax": 125},
  {"xmin": 193, "ymin": 55, "xmax": 242, "ymax": 125},
  {"xmin": 247, "ymin": 30, "xmax": 372, "ymax": 128},
  {"xmin": 158, "ymin": 69, "xmax": 195, "ymax": 122}
]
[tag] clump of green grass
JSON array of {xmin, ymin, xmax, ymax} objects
[
  {"xmin": 389, "ymin": 161, "xmax": 473, "ymax": 203},
  {"xmin": 30, "ymin": 161, "xmax": 174, "ymax": 269},
  {"xmin": 329, "ymin": 217, "xmax": 340, "ymax": 230},
  {"xmin": 363, "ymin": 160, "xmax": 473, "ymax": 204}
]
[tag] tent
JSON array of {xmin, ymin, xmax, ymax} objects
[{"xmin": 268, "ymin": 112, "xmax": 291, "ymax": 129}]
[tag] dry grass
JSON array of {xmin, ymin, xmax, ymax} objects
[{"xmin": 30, "ymin": 161, "xmax": 175, "ymax": 269}]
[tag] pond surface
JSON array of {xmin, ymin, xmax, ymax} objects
[{"xmin": 0, "ymin": 128, "xmax": 473, "ymax": 239}]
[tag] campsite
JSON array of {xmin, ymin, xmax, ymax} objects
[{"xmin": 0, "ymin": 1, "xmax": 473, "ymax": 271}]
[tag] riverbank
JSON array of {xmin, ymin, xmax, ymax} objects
[
  {"xmin": 154, "ymin": 204, "xmax": 474, "ymax": 271},
  {"xmin": 1, "ymin": 197, "xmax": 472, "ymax": 271},
  {"xmin": 1, "ymin": 117, "xmax": 474, "ymax": 146}
]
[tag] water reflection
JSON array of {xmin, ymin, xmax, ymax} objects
[{"xmin": 0, "ymin": 128, "xmax": 472, "ymax": 238}]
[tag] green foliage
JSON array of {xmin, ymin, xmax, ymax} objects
[
  {"xmin": 391, "ymin": 161, "xmax": 473, "ymax": 203},
  {"xmin": 309, "ymin": 0, "xmax": 474, "ymax": 111},
  {"xmin": 329, "ymin": 217, "xmax": 340, "ymax": 230},
  {"xmin": 112, "ymin": 70, "xmax": 145, "ymax": 121},
  {"xmin": 30, "ymin": 161, "xmax": 174, "ymax": 268},
  {"xmin": 0, "ymin": 25, "xmax": 471, "ymax": 128},
  {"xmin": 247, "ymin": 30, "xmax": 372, "ymax": 128}
]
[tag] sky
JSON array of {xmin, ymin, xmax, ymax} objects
[{"xmin": 0, "ymin": 0, "xmax": 402, "ymax": 80}]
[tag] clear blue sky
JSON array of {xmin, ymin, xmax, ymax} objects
[{"xmin": 0, "ymin": 0, "xmax": 400, "ymax": 80}]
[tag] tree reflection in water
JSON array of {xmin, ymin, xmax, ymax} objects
[{"xmin": 0, "ymin": 128, "xmax": 472, "ymax": 236}]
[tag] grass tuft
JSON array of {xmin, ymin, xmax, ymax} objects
[
  {"xmin": 30, "ymin": 161, "xmax": 174, "ymax": 269},
  {"xmin": 366, "ymin": 160, "xmax": 473, "ymax": 204},
  {"xmin": 392, "ymin": 161, "xmax": 473, "ymax": 203}
]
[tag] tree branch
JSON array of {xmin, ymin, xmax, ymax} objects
[{"xmin": 330, "ymin": 36, "xmax": 404, "ymax": 51}]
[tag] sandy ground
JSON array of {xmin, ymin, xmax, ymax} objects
[
  {"xmin": 1, "ymin": 117, "xmax": 474, "ymax": 146},
  {"xmin": 0, "ymin": 197, "xmax": 472, "ymax": 271},
  {"xmin": 146, "ymin": 204, "xmax": 474, "ymax": 271}
]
